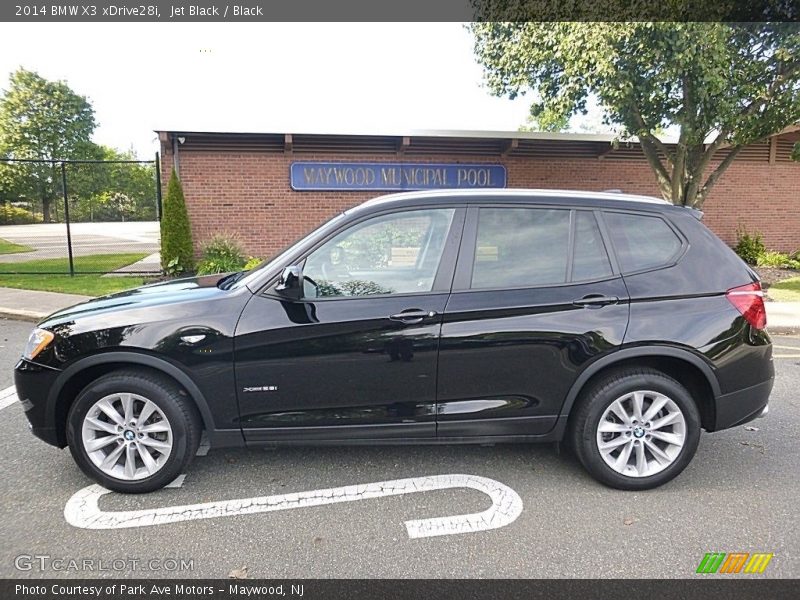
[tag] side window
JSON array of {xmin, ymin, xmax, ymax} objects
[
  {"xmin": 303, "ymin": 208, "xmax": 455, "ymax": 298},
  {"xmin": 471, "ymin": 208, "xmax": 570, "ymax": 289},
  {"xmin": 604, "ymin": 212, "xmax": 682, "ymax": 272},
  {"xmin": 572, "ymin": 211, "xmax": 613, "ymax": 281}
]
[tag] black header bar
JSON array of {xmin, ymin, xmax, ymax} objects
[
  {"xmin": 1, "ymin": 0, "xmax": 799, "ymax": 22},
  {"xmin": 4, "ymin": 579, "xmax": 800, "ymax": 600}
]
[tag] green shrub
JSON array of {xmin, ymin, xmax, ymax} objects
[
  {"xmin": 756, "ymin": 251, "xmax": 800, "ymax": 270},
  {"xmin": 160, "ymin": 169, "xmax": 194, "ymax": 275},
  {"xmin": 163, "ymin": 257, "xmax": 184, "ymax": 277},
  {"xmin": 243, "ymin": 256, "xmax": 263, "ymax": 270},
  {"xmin": 734, "ymin": 226, "xmax": 765, "ymax": 265},
  {"xmin": 0, "ymin": 204, "xmax": 39, "ymax": 225},
  {"xmin": 196, "ymin": 236, "xmax": 246, "ymax": 275}
]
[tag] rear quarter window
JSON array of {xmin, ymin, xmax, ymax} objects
[{"xmin": 604, "ymin": 212, "xmax": 683, "ymax": 272}]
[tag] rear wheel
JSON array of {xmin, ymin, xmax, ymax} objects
[
  {"xmin": 67, "ymin": 369, "xmax": 201, "ymax": 493},
  {"xmin": 570, "ymin": 367, "xmax": 701, "ymax": 490}
]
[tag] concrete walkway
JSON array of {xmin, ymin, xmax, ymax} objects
[
  {"xmin": 0, "ymin": 286, "xmax": 799, "ymax": 333},
  {"xmin": 0, "ymin": 287, "xmax": 92, "ymax": 321},
  {"xmin": 765, "ymin": 301, "xmax": 800, "ymax": 334},
  {"xmin": 105, "ymin": 252, "xmax": 161, "ymax": 276}
]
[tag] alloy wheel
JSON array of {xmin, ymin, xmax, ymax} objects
[
  {"xmin": 81, "ymin": 392, "xmax": 173, "ymax": 481},
  {"xmin": 595, "ymin": 390, "xmax": 686, "ymax": 478}
]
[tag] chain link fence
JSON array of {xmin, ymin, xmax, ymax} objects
[{"xmin": 0, "ymin": 156, "xmax": 162, "ymax": 275}]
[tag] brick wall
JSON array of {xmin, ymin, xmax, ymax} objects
[{"xmin": 159, "ymin": 143, "xmax": 799, "ymax": 259}]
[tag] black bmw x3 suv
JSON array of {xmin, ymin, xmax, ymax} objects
[{"xmin": 15, "ymin": 189, "xmax": 773, "ymax": 493}]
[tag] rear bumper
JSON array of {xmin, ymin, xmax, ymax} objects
[{"xmin": 713, "ymin": 377, "xmax": 774, "ymax": 431}]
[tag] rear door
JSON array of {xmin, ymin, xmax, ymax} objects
[{"xmin": 436, "ymin": 205, "xmax": 630, "ymax": 437}]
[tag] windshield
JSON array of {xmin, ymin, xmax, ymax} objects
[{"xmin": 229, "ymin": 212, "xmax": 347, "ymax": 291}]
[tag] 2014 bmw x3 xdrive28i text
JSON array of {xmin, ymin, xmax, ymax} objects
[{"xmin": 15, "ymin": 190, "xmax": 774, "ymax": 493}]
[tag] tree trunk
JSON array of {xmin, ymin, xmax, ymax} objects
[
  {"xmin": 41, "ymin": 196, "xmax": 51, "ymax": 223},
  {"xmin": 646, "ymin": 140, "xmax": 742, "ymax": 210}
]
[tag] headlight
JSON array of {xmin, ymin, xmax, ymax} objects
[{"xmin": 23, "ymin": 328, "xmax": 54, "ymax": 361}]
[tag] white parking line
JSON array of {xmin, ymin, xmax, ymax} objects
[
  {"xmin": 0, "ymin": 386, "xmax": 18, "ymax": 411},
  {"xmin": 164, "ymin": 474, "xmax": 186, "ymax": 489},
  {"xmin": 196, "ymin": 431, "xmax": 210, "ymax": 456},
  {"xmin": 64, "ymin": 474, "xmax": 523, "ymax": 538}
]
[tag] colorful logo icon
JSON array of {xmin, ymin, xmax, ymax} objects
[{"xmin": 696, "ymin": 552, "xmax": 774, "ymax": 574}]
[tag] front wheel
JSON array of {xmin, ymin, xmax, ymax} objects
[
  {"xmin": 569, "ymin": 367, "xmax": 701, "ymax": 490},
  {"xmin": 66, "ymin": 369, "xmax": 201, "ymax": 493}
]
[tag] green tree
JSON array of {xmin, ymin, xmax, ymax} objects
[
  {"xmin": 0, "ymin": 68, "xmax": 97, "ymax": 221},
  {"xmin": 160, "ymin": 169, "xmax": 194, "ymax": 274},
  {"xmin": 471, "ymin": 22, "xmax": 800, "ymax": 207},
  {"xmin": 67, "ymin": 146, "xmax": 156, "ymax": 222}
]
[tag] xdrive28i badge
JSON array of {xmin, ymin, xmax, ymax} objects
[{"xmin": 242, "ymin": 386, "xmax": 279, "ymax": 393}]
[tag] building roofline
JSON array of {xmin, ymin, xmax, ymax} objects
[
  {"xmin": 155, "ymin": 122, "xmax": 800, "ymax": 146},
  {"xmin": 154, "ymin": 127, "xmax": 798, "ymax": 162},
  {"xmin": 155, "ymin": 128, "xmax": 639, "ymax": 144}
]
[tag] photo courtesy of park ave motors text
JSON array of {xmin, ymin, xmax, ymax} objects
[{"xmin": 0, "ymin": 12, "xmax": 799, "ymax": 593}]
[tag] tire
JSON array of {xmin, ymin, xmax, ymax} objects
[
  {"xmin": 569, "ymin": 367, "xmax": 701, "ymax": 491},
  {"xmin": 66, "ymin": 369, "xmax": 201, "ymax": 493}
]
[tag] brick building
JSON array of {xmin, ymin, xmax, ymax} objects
[{"xmin": 156, "ymin": 129, "xmax": 800, "ymax": 259}]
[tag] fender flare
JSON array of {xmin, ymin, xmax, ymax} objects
[
  {"xmin": 557, "ymin": 345, "xmax": 721, "ymax": 419},
  {"xmin": 47, "ymin": 351, "xmax": 216, "ymax": 434}
]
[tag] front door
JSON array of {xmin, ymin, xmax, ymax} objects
[{"xmin": 235, "ymin": 206, "xmax": 464, "ymax": 442}]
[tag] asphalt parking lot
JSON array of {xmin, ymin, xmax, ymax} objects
[
  {"xmin": 0, "ymin": 317, "xmax": 798, "ymax": 579},
  {"xmin": 0, "ymin": 222, "xmax": 159, "ymax": 263}
]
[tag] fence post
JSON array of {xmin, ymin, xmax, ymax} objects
[
  {"xmin": 155, "ymin": 152, "xmax": 163, "ymax": 221},
  {"xmin": 61, "ymin": 161, "xmax": 75, "ymax": 277}
]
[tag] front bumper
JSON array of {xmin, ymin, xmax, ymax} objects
[
  {"xmin": 713, "ymin": 377, "xmax": 774, "ymax": 431},
  {"xmin": 14, "ymin": 358, "xmax": 63, "ymax": 447}
]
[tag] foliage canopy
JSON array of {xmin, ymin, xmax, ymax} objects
[
  {"xmin": 471, "ymin": 22, "xmax": 800, "ymax": 207},
  {"xmin": 0, "ymin": 68, "xmax": 97, "ymax": 221}
]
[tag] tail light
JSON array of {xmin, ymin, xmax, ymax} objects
[{"xmin": 726, "ymin": 282, "xmax": 767, "ymax": 330}]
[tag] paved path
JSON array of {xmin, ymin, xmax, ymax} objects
[
  {"xmin": 0, "ymin": 287, "xmax": 91, "ymax": 321},
  {"xmin": 765, "ymin": 301, "xmax": 800, "ymax": 334},
  {"xmin": 105, "ymin": 252, "xmax": 161, "ymax": 276},
  {"xmin": 0, "ymin": 221, "xmax": 159, "ymax": 263}
]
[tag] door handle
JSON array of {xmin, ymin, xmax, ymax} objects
[
  {"xmin": 572, "ymin": 295, "xmax": 619, "ymax": 307},
  {"xmin": 389, "ymin": 309, "xmax": 438, "ymax": 324}
]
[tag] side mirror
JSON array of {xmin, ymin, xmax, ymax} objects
[{"xmin": 276, "ymin": 265, "xmax": 303, "ymax": 301}]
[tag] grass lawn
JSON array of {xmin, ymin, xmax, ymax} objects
[
  {"xmin": 0, "ymin": 238, "xmax": 34, "ymax": 255},
  {"xmin": 0, "ymin": 253, "xmax": 151, "ymax": 296},
  {"xmin": 768, "ymin": 277, "xmax": 800, "ymax": 303}
]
